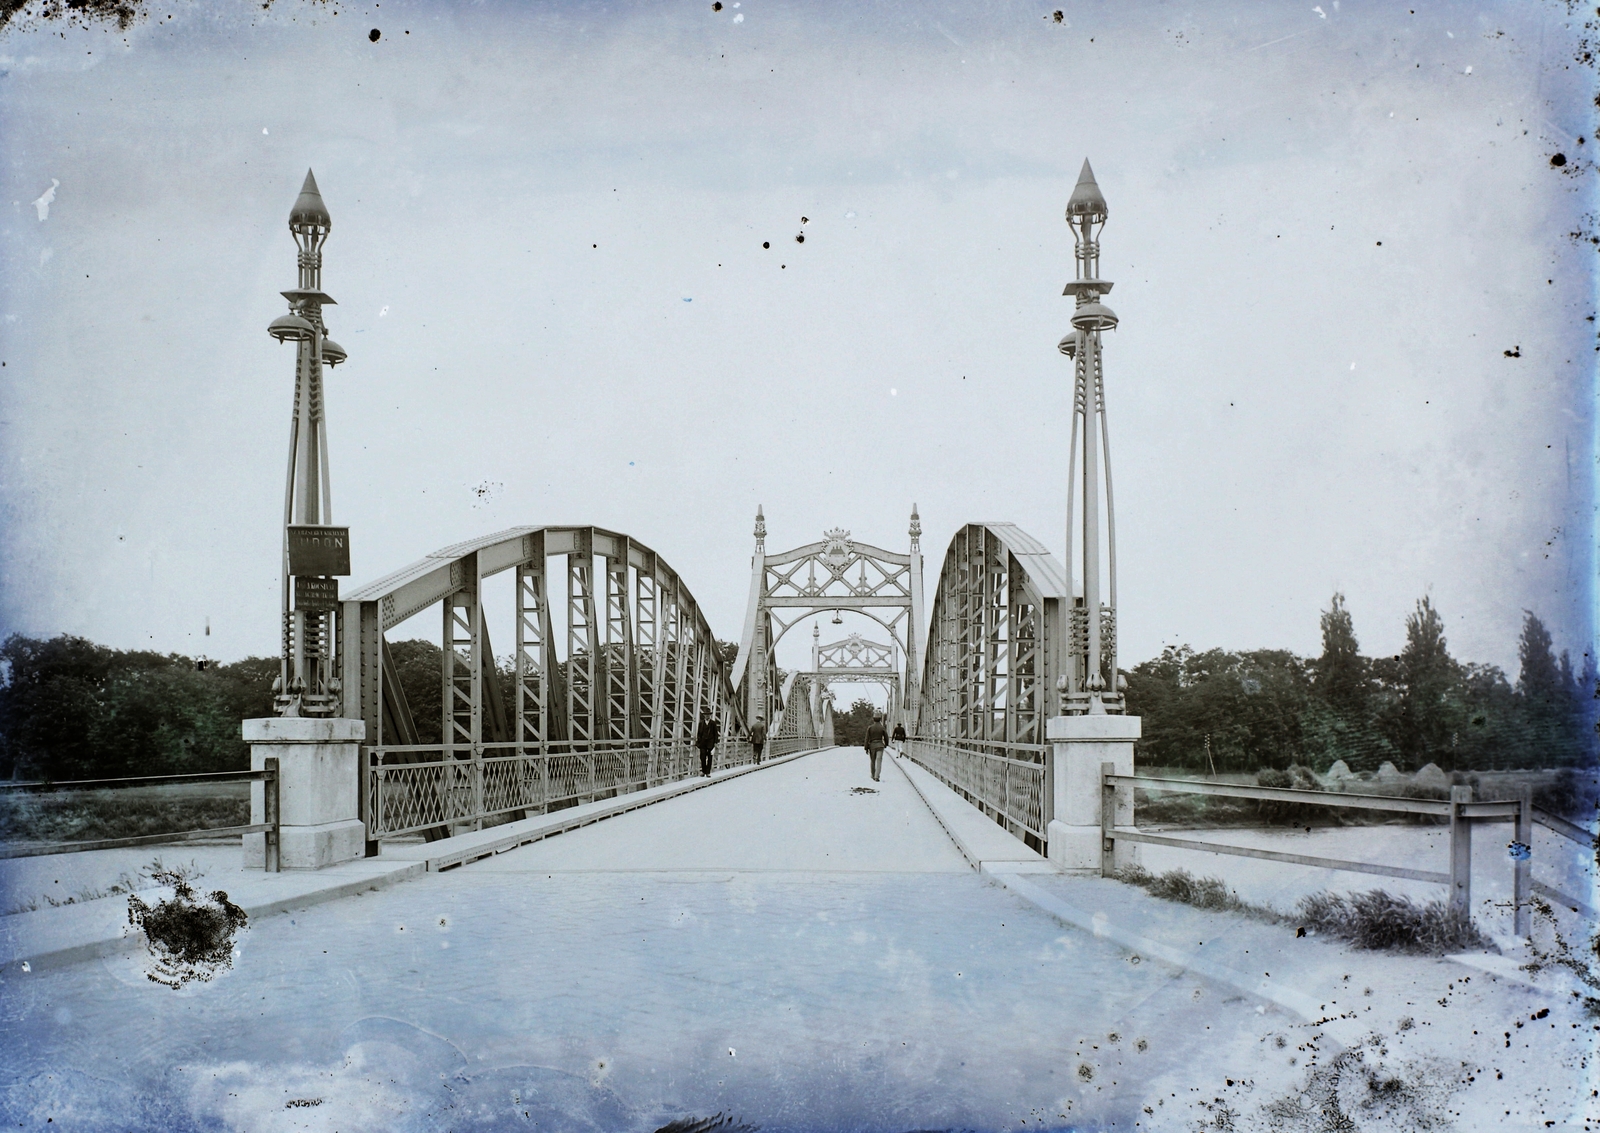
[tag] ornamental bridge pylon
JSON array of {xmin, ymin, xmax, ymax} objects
[{"xmin": 730, "ymin": 509, "xmax": 926, "ymax": 735}]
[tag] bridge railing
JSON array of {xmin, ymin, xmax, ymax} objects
[
  {"xmin": 767, "ymin": 734, "xmax": 818, "ymax": 759},
  {"xmin": 0, "ymin": 765, "xmax": 283, "ymax": 868},
  {"xmin": 365, "ymin": 737, "xmax": 774, "ymax": 839},
  {"xmin": 903, "ymin": 736, "xmax": 1049, "ymax": 849},
  {"xmin": 1102, "ymin": 772, "xmax": 1594, "ymax": 935}
]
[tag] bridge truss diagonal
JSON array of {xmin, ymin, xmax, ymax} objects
[{"xmin": 339, "ymin": 525, "xmax": 791, "ymax": 843}]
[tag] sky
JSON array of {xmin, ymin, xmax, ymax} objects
[{"xmin": 0, "ymin": 0, "xmax": 1594, "ymax": 681}]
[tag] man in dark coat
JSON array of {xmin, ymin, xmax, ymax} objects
[
  {"xmin": 696, "ymin": 709, "xmax": 720, "ymax": 777},
  {"xmin": 749, "ymin": 718, "xmax": 767, "ymax": 764},
  {"xmin": 864, "ymin": 713, "xmax": 889, "ymax": 782},
  {"xmin": 891, "ymin": 722, "xmax": 907, "ymax": 749}
]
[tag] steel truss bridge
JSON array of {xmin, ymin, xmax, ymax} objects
[
  {"xmin": 278, "ymin": 161, "xmax": 1130, "ymax": 859},
  {"xmin": 326, "ymin": 514, "xmax": 1100, "ymax": 857}
]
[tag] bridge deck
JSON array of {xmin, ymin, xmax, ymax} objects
[
  {"xmin": 0, "ymin": 747, "xmax": 1279, "ymax": 1131},
  {"xmin": 475, "ymin": 745, "xmax": 969, "ymax": 874}
]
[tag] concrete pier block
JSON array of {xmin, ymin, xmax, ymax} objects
[
  {"xmin": 1045, "ymin": 713, "xmax": 1141, "ymax": 874},
  {"xmin": 241, "ymin": 717, "xmax": 366, "ymax": 870}
]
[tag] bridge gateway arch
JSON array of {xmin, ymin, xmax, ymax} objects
[{"xmin": 729, "ymin": 507, "xmax": 927, "ymax": 737}]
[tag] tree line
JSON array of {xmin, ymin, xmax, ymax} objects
[
  {"xmin": 1125, "ymin": 598, "xmax": 1596, "ymax": 773},
  {"xmin": 1, "ymin": 600, "xmax": 1592, "ymax": 780},
  {"xmin": 0, "ymin": 634, "xmax": 748, "ymax": 780}
]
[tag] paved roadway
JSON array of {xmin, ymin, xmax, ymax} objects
[{"xmin": 0, "ymin": 747, "xmax": 1278, "ymax": 1132}]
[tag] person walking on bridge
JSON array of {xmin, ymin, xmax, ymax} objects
[
  {"xmin": 749, "ymin": 717, "xmax": 767, "ymax": 764},
  {"xmin": 696, "ymin": 708, "xmax": 720, "ymax": 777},
  {"xmin": 864, "ymin": 713, "xmax": 889, "ymax": 783},
  {"xmin": 891, "ymin": 721, "xmax": 906, "ymax": 753}
]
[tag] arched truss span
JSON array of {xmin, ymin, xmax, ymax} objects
[
  {"xmin": 343, "ymin": 524, "xmax": 745, "ymax": 749},
  {"xmin": 731, "ymin": 509, "xmax": 925, "ymax": 731},
  {"xmin": 339, "ymin": 526, "xmax": 753, "ymax": 839},
  {"xmin": 770, "ymin": 671, "xmax": 824, "ymax": 755},
  {"xmin": 916, "ymin": 523, "xmax": 1073, "ymax": 746}
]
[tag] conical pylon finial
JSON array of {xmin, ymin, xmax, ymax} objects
[
  {"xmin": 1067, "ymin": 158, "xmax": 1108, "ymax": 220},
  {"xmin": 290, "ymin": 168, "xmax": 332, "ymax": 230}
]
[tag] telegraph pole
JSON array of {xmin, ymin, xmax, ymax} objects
[
  {"xmin": 267, "ymin": 170, "xmax": 350, "ymax": 716},
  {"xmin": 1059, "ymin": 160, "xmax": 1121, "ymax": 715}
]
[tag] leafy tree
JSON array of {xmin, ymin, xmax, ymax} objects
[
  {"xmin": 1313, "ymin": 593, "xmax": 1369, "ymax": 717},
  {"xmin": 1517, "ymin": 611, "xmax": 1563, "ymax": 709},
  {"xmin": 0, "ymin": 634, "xmax": 278, "ymax": 779},
  {"xmin": 831, "ymin": 697, "xmax": 878, "ymax": 748},
  {"xmin": 387, "ymin": 639, "xmax": 445, "ymax": 744},
  {"xmin": 1125, "ymin": 647, "xmax": 1313, "ymax": 772},
  {"xmin": 1394, "ymin": 596, "xmax": 1460, "ymax": 769}
]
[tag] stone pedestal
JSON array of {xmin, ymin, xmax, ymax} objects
[
  {"xmin": 242, "ymin": 717, "xmax": 366, "ymax": 870},
  {"xmin": 1046, "ymin": 713, "xmax": 1142, "ymax": 874}
]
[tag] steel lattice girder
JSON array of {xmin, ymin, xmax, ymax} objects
[
  {"xmin": 915, "ymin": 523, "xmax": 1068, "ymax": 744},
  {"xmin": 342, "ymin": 526, "xmax": 748, "ymax": 761}
]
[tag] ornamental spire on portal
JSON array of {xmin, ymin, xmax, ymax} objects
[
  {"xmin": 1058, "ymin": 158, "xmax": 1122, "ymax": 714},
  {"xmin": 267, "ymin": 169, "xmax": 350, "ymax": 716}
]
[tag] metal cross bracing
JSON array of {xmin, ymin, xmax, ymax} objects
[
  {"xmin": 905, "ymin": 522, "xmax": 1073, "ymax": 853},
  {"xmin": 768, "ymin": 671, "xmax": 825, "ymax": 757},
  {"xmin": 730, "ymin": 506, "xmax": 926, "ymax": 734},
  {"xmin": 340, "ymin": 525, "xmax": 797, "ymax": 845},
  {"xmin": 808, "ymin": 627, "xmax": 903, "ymax": 733}
]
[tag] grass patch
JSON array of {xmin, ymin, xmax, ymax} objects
[
  {"xmin": 1117, "ymin": 868, "xmax": 1492, "ymax": 957},
  {"xmin": 1115, "ymin": 864, "xmax": 1281, "ymax": 921},
  {"xmin": 4, "ymin": 855, "xmax": 205, "ymax": 915},
  {"xmin": 1134, "ymin": 769, "xmax": 1455, "ymax": 830},
  {"xmin": 0, "ymin": 792, "xmax": 249, "ymax": 845},
  {"xmin": 1296, "ymin": 889, "xmax": 1489, "ymax": 955}
]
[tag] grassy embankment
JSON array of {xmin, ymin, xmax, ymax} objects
[
  {"xmin": 0, "ymin": 783, "xmax": 251, "ymax": 846},
  {"xmin": 1133, "ymin": 765, "xmax": 1596, "ymax": 829}
]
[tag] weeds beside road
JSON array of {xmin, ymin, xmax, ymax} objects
[{"xmin": 0, "ymin": 784, "xmax": 249, "ymax": 846}]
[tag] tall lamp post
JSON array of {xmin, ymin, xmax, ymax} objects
[
  {"xmin": 267, "ymin": 169, "xmax": 350, "ymax": 717},
  {"xmin": 1045, "ymin": 159, "xmax": 1141, "ymax": 873},
  {"xmin": 241, "ymin": 170, "xmax": 366, "ymax": 873},
  {"xmin": 1058, "ymin": 159, "xmax": 1122, "ymax": 716}
]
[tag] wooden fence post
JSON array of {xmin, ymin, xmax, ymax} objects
[
  {"xmin": 1100, "ymin": 761, "xmax": 1116, "ymax": 878},
  {"xmin": 1448, "ymin": 784, "xmax": 1473, "ymax": 917},
  {"xmin": 263, "ymin": 756, "xmax": 280, "ymax": 874},
  {"xmin": 1514, "ymin": 785, "xmax": 1533, "ymax": 938}
]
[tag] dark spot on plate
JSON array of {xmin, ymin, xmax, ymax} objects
[
  {"xmin": 795, "ymin": 233, "xmax": 804, "ymax": 243},
  {"xmin": 369, "ymin": 27, "xmax": 380, "ymax": 41},
  {"xmin": 1551, "ymin": 153, "xmax": 1567, "ymax": 167},
  {"xmin": 713, "ymin": 1, "xmax": 722, "ymax": 8},
  {"xmin": 762, "ymin": 241, "xmax": 769, "ymax": 249},
  {"xmin": 1053, "ymin": 10, "xmax": 1065, "ymax": 22},
  {"xmin": 1504, "ymin": 346, "xmax": 1521, "ymax": 357}
]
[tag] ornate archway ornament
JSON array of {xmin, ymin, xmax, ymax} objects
[
  {"xmin": 821, "ymin": 528, "xmax": 853, "ymax": 570},
  {"xmin": 731, "ymin": 507, "xmax": 925, "ymax": 732}
]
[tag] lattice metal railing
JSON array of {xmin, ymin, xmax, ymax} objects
[
  {"xmin": 903, "ymin": 736, "xmax": 1049, "ymax": 848},
  {"xmin": 366, "ymin": 736, "xmax": 768, "ymax": 839}
]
